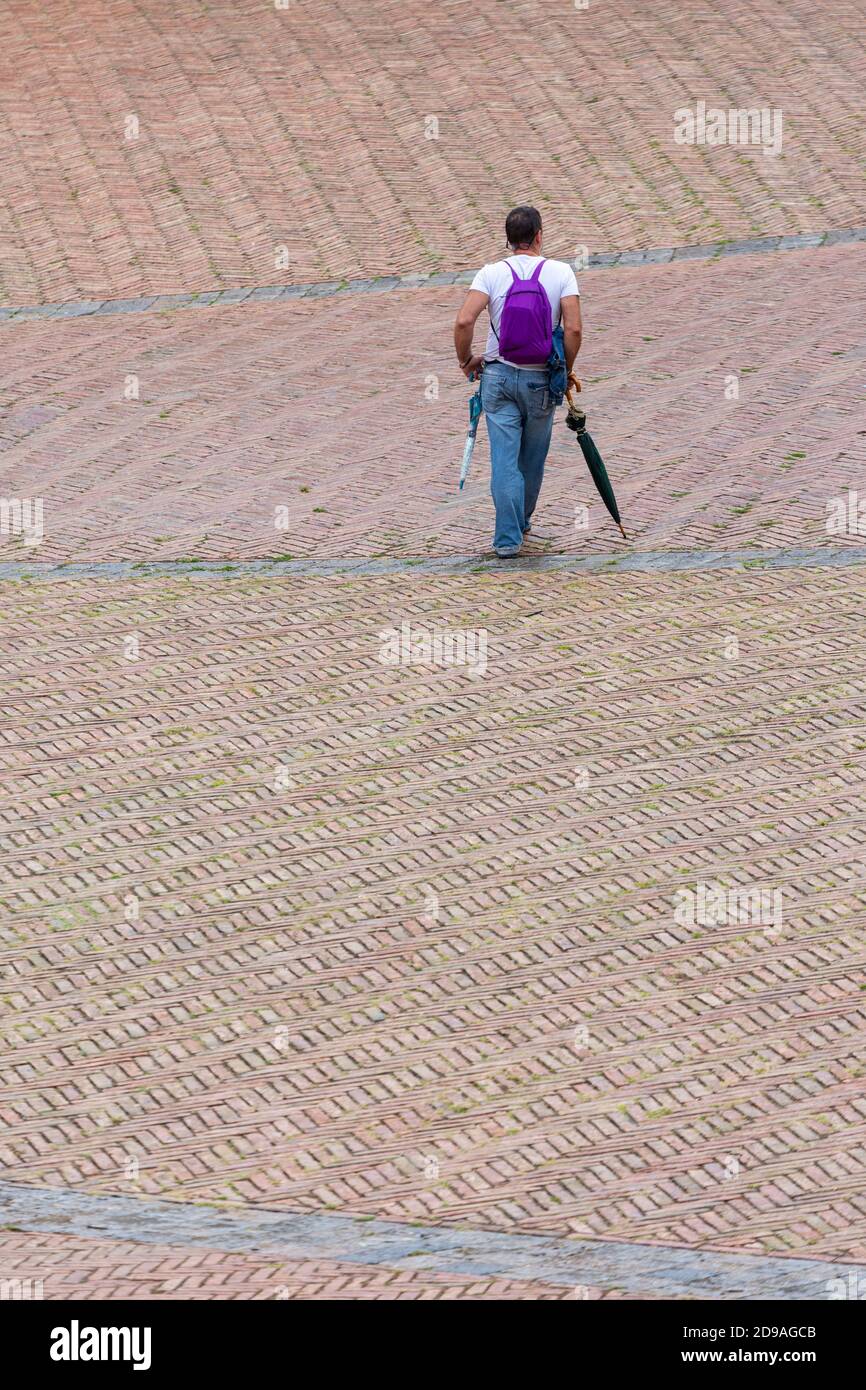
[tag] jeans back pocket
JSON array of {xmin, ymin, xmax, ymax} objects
[{"xmin": 527, "ymin": 382, "xmax": 551, "ymax": 415}]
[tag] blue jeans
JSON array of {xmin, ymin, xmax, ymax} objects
[{"xmin": 481, "ymin": 361, "xmax": 555, "ymax": 554}]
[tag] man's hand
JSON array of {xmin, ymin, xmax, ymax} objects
[{"xmin": 461, "ymin": 354, "xmax": 485, "ymax": 380}]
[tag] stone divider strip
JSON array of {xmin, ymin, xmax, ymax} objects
[
  {"xmin": 0, "ymin": 1180, "xmax": 860, "ymax": 1298},
  {"xmin": 2, "ymin": 546, "xmax": 866, "ymax": 582},
  {"xmin": 1, "ymin": 228, "xmax": 863, "ymax": 326}
]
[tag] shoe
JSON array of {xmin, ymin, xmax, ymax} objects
[{"xmin": 494, "ymin": 548, "xmax": 522, "ymax": 558}]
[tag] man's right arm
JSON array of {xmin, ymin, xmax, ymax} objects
[{"xmin": 454, "ymin": 289, "xmax": 489, "ymax": 379}]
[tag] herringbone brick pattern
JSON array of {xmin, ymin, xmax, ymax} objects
[
  {"xmin": 1, "ymin": 0, "xmax": 865, "ymax": 304},
  {"xmin": 1, "ymin": 568, "xmax": 864, "ymax": 1260},
  {"xmin": 2, "ymin": 244, "xmax": 863, "ymax": 561},
  {"xmin": 0, "ymin": 1229, "xmax": 608, "ymax": 1300}
]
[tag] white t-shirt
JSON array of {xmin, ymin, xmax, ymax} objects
[{"xmin": 470, "ymin": 255, "xmax": 579, "ymax": 368}]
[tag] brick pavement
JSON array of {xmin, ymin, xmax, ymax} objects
[
  {"xmin": 1, "ymin": 567, "xmax": 864, "ymax": 1264},
  {"xmin": 1, "ymin": 0, "xmax": 865, "ymax": 1306},
  {"xmin": 1, "ymin": 0, "xmax": 865, "ymax": 305},
  {"xmin": 2, "ymin": 242, "xmax": 864, "ymax": 563}
]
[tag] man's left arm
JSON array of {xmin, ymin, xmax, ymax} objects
[
  {"xmin": 561, "ymin": 294, "xmax": 582, "ymax": 376},
  {"xmin": 454, "ymin": 290, "xmax": 489, "ymax": 379}
]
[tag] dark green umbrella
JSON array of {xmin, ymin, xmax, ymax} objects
[{"xmin": 565, "ymin": 382, "xmax": 627, "ymax": 539}]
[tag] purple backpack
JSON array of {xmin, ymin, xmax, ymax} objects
[{"xmin": 494, "ymin": 259, "xmax": 552, "ymax": 364}]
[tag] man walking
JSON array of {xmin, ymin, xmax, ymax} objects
[{"xmin": 454, "ymin": 206, "xmax": 581, "ymax": 556}]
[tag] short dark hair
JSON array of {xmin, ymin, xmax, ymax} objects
[{"xmin": 505, "ymin": 205, "xmax": 542, "ymax": 249}]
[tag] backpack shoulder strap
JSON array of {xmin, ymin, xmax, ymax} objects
[
  {"xmin": 529, "ymin": 258, "xmax": 546, "ymax": 282},
  {"xmin": 492, "ymin": 260, "xmax": 518, "ymax": 340}
]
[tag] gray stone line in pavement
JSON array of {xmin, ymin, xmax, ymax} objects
[
  {"xmin": 0, "ymin": 1180, "xmax": 859, "ymax": 1298},
  {"xmin": 2, "ymin": 545, "xmax": 866, "ymax": 582},
  {"xmin": 1, "ymin": 227, "xmax": 863, "ymax": 326}
]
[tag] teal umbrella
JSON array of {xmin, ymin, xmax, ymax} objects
[
  {"xmin": 565, "ymin": 382, "xmax": 627, "ymax": 539},
  {"xmin": 458, "ymin": 382, "xmax": 483, "ymax": 491}
]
